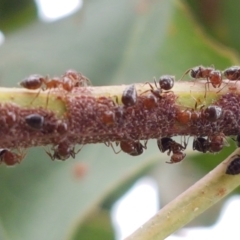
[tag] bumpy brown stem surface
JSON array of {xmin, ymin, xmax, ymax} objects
[{"xmin": 0, "ymin": 80, "xmax": 239, "ymax": 149}]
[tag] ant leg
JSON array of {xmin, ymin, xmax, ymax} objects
[
  {"xmin": 153, "ymin": 77, "xmax": 158, "ymax": 89},
  {"xmin": 45, "ymin": 89, "xmax": 52, "ymax": 109},
  {"xmin": 216, "ymin": 81, "xmax": 229, "ymax": 93},
  {"xmin": 218, "ymin": 133, "xmax": 230, "ymax": 147},
  {"xmin": 113, "ymin": 95, "xmax": 119, "ymax": 105},
  {"xmin": 165, "ymin": 156, "xmax": 174, "ymax": 164},
  {"xmin": 75, "ymin": 145, "xmax": 85, "ymax": 155},
  {"xmin": 44, "ymin": 146, "xmax": 55, "ymax": 160},
  {"xmin": 204, "ymin": 80, "xmax": 211, "ymax": 98},
  {"xmin": 29, "ymin": 89, "xmax": 42, "ymax": 105},
  {"xmin": 110, "ymin": 142, "xmax": 121, "ymax": 154},
  {"xmin": 166, "ymin": 148, "xmax": 172, "ymax": 156},
  {"xmin": 140, "ymin": 81, "xmax": 154, "ymax": 96},
  {"xmin": 86, "ymin": 78, "xmax": 92, "ymax": 86},
  {"xmin": 104, "ymin": 141, "xmax": 121, "ymax": 153},
  {"xmin": 143, "ymin": 140, "xmax": 148, "ymax": 149},
  {"xmin": 16, "ymin": 148, "xmax": 27, "ymax": 163},
  {"xmin": 189, "ymin": 90, "xmax": 202, "ymax": 110},
  {"xmin": 210, "ymin": 64, "xmax": 215, "ymax": 69},
  {"xmin": 180, "ymin": 136, "xmax": 188, "ymax": 150},
  {"xmin": 104, "ymin": 142, "xmax": 110, "ymax": 147},
  {"xmin": 179, "ymin": 68, "xmax": 191, "ymax": 81}
]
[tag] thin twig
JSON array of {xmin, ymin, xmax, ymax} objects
[{"xmin": 125, "ymin": 148, "xmax": 240, "ymax": 240}]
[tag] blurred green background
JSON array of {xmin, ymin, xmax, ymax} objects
[{"xmin": 0, "ymin": 0, "xmax": 239, "ymax": 239}]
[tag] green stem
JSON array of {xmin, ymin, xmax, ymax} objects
[
  {"xmin": 0, "ymin": 80, "xmax": 238, "ymax": 149},
  {"xmin": 125, "ymin": 149, "xmax": 240, "ymax": 240}
]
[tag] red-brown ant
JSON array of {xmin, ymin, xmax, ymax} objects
[
  {"xmin": 170, "ymin": 152, "xmax": 186, "ymax": 164},
  {"xmin": 181, "ymin": 65, "xmax": 223, "ymax": 97},
  {"xmin": 20, "ymin": 70, "xmax": 90, "ymax": 92},
  {"xmin": 157, "ymin": 137, "xmax": 187, "ymax": 164},
  {"xmin": 222, "ymin": 66, "xmax": 240, "ymax": 91},
  {"xmin": 223, "ymin": 66, "xmax": 240, "ymax": 80},
  {"xmin": 46, "ymin": 142, "xmax": 82, "ymax": 161},
  {"xmin": 122, "ymin": 84, "xmax": 137, "ymax": 107},
  {"xmin": 20, "ymin": 75, "xmax": 63, "ymax": 106},
  {"xmin": 181, "ymin": 65, "xmax": 214, "ymax": 80},
  {"xmin": 209, "ymin": 135, "xmax": 225, "ymax": 152},
  {"xmin": 62, "ymin": 69, "xmax": 91, "ymax": 88},
  {"xmin": 0, "ymin": 149, "xmax": 26, "ymax": 166},
  {"xmin": 120, "ymin": 140, "xmax": 147, "ymax": 156},
  {"xmin": 19, "ymin": 74, "xmax": 46, "ymax": 89},
  {"xmin": 192, "ymin": 135, "xmax": 224, "ymax": 153},
  {"xmin": 20, "ymin": 70, "xmax": 91, "ymax": 106}
]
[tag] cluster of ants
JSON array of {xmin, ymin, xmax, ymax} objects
[
  {"xmin": 107, "ymin": 65, "xmax": 240, "ymax": 172},
  {"xmin": 181, "ymin": 65, "xmax": 240, "ymax": 90},
  {"xmin": 1, "ymin": 65, "xmax": 240, "ymax": 173},
  {"xmin": 0, "ymin": 70, "xmax": 91, "ymax": 166},
  {"xmin": 111, "ymin": 65, "xmax": 240, "ymax": 163}
]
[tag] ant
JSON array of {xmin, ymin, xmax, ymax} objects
[
  {"xmin": 20, "ymin": 75, "xmax": 54, "ymax": 90},
  {"xmin": 170, "ymin": 152, "xmax": 186, "ymax": 164},
  {"xmin": 223, "ymin": 66, "xmax": 240, "ymax": 80},
  {"xmin": 159, "ymin": 75, "xmax": 175, "ymax": 90},
  {"xmin": 181, "ymin": 65, "xmax": 223, "ymax": 97},
  {"xmin": 0, "ymin": 148, "xmax": 26, "ymax": 166},
  {"xmin": 46, "ymin": 142, "xmax": 82, "ymax": 161},
  {"xmin": 226, "ymin": 155, "xmax": 240, "ymax": 175},
  {"xmin": 20, "ymin": 75, "xmax": 63, "ymax": 106},
  {"xmin": 176, "ymin": 95, "xmax": 205, "ymax": 125},
  {"xmin": 192, "ymin": 135, "xmax": 224, "ymax": 153},
  {"xmin": 223, "ymin": 66, "xmax": 240, "ymax": 91},
  {"xmin": 120, "ymin": 140, "xmax": 147, "ymax": 156},
  {"xmin": 157, "ymin": 137, "xmax": 187, "ymax": 164},
  {"xmin": 181, "ymin": 65, "xmax": 214, "ymax": 80},
  {"xmin": 25, "ymin": 113, "xmax": 44, "ymax": 130},
  {"xmin": 20, "ymin": 70, "xmax": 90, "ymax": 92},
  {"xmin": 19, "ymin": 74, "xmax": 46, "ymax": 90},
  {"xmin": 20, "ymin": 70, "xmax": 91, "ymax": 106},
  {"xmin": 62, "ymin": 69, "xmax": 91, "ymax": 88},
  {"xmin": 143, "ymin": 75, "xmax": 175, "ymax": 99},
  {"xmin": 203, "ymin": 105, "xmax": 223, "ymax": 122},
  {"xmin": 121, "ymin": 84, "xmax": 137, "ymax": 107}
]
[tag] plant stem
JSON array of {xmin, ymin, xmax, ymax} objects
[
  {"xmin": 125, "ymin": 148, "xmax": 240, "ymax": 240},
  {"xmin": 0, "ymin": 80, "xmax": 239, "ymax": 149}
]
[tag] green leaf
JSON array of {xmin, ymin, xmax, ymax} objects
[
  {"xmin": 185, "ymin": 0, "xmax": 240, "ymax": 59},
  {"xmin": 0, "ymin": 0, "xmax": 37, "ymax": 32}
]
